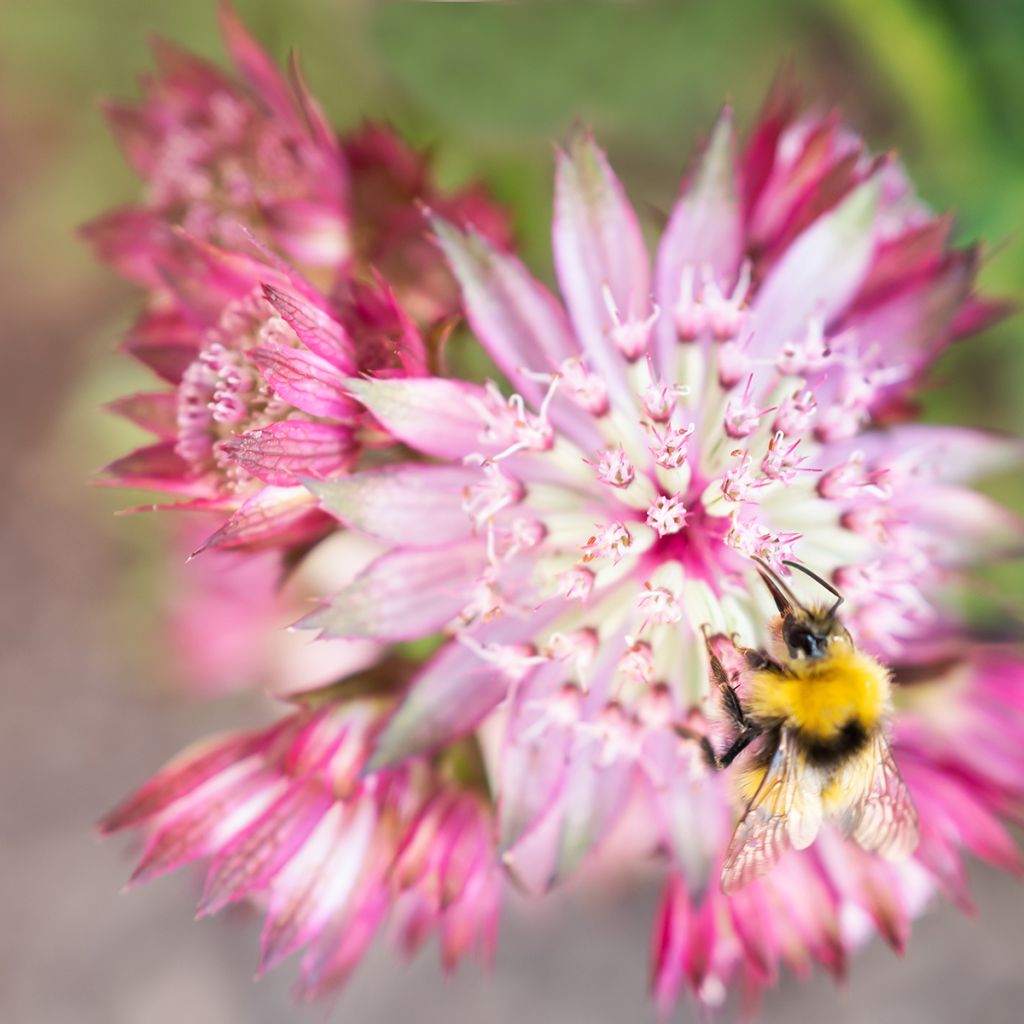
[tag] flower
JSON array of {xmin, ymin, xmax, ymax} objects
[
  {"xmin": 99, "ymin": 697, "xmax": 501, "ymax": 997},
  {"xmin": 87, "ymin": 5, "xmax": 509, "ymax": 550},
  {"xmin": 98, "ymin": 232, "xmax": 425, "ymax": 550},
  {"xmin": 296, "ymin": 93, "xmax": 1022, "ymax": 1006},
  {"xmin": 100, "ymin": 74, "xmax": 1024, "ymax": 1012}
]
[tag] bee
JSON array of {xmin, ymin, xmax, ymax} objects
[{"xmin": 700, "ymin": 559, "xmax": 919, "ymax": 894}]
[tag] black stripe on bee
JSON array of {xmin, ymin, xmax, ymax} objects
[{"xmin": 800, "ymin": 719, "xmax": 870, "ymax": 767}]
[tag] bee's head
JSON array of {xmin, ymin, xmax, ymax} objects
[{"xmin": 752, "ymin": 559, "xmax": 847, "ymax": 661}]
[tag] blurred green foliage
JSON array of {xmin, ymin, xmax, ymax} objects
[{"xmin": 3, "ymin": 0, "xmax": 1021, "ymax": 613}]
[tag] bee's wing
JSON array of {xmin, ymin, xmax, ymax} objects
[
  {"xmin": 720, "ymin": 730, "xmax": 823, "ymax": 894},
  {"xmin": 847, "ymin": 734, "xmax": 919, "ymax": 858}
]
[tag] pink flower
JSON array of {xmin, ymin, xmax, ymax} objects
[
  {"xmin": 88, "ymin": 7, "xmax": 510, "ymax": 552},
  {"xmin": 295, "ymin": 97, "xmax": 1022, "ymax": 1005},
  {"xmin": 100, "ymin": 699, "xmax": 501, "ymax": 997},
  {"xmin": 86, "ymin": 3, "xmax": 349, "ymax": 276},
  {"xmin": 82, "ymin": 5, "xmax": 509, "ymax": 302},
  {"xmin": 97, "ymin": 233, "xmax": 424, "ymax": 550}
]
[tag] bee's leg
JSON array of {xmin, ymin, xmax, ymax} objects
[
  {"xmin": 714, "ymin": 725, "xmax": 763, "ymax": 770},
  {"xmin": 701, "ymin": 629, "xmax": 749, "ymax": 730}
]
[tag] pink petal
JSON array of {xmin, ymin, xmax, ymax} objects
[
  {"xmin": 344, "ymin": 376, "xmax": 496, "ymax": 460},
  {"xmin": 199, "ymin": 781, "xmax": 333, "ymax": 916},
  {"xmin": 217, "ymin": 0, "xmax": 298, "ymax": 122},
  {"xmin": 553, "ymin": 131, "xmax": 649, "ymax": 401},
  {"xmin": 548, "ymin": 740, "xmax": 633, "ymax": 888},
  {"xmin": 306, "ymin": 463, "xmax": 479, "ymax": 546},
  {"xmin": 121, "ymin": 311, "xmax": 201, "ymax": 384},
  {"xmin": 262, "ymin": 285, "xmax": 356, "ymax": 373},
  {"xmin": 222, "ymin": 421, "xmax": 356, "ymax": 486},
  {"xmin": 251, "ymin": 343, "xmax": 357, "ymax": 420},
  {"xmin": 653, "ymin": 109, "xmax": 743, "ymax": 371},
  {"xmin": 99, "ymin": 731, "xmax": 267, "ymax": 833},
  {"xmin": 197, "ymin": 485, "xmax": 327, "ymax": 552},
  {"xmin": 430, "ymin": 216, "xmax": 579, "ymax": 390},
  {"xmin": 749, "ymin": 174, "xmax": 881, "ymax": 359},
  {"xmin": 264, "ymin": 199, "xmax": 350, "ymax": 271},
  {"xmin": 106, "ymin": 391, "xmax": 178, "ymax": 440},
  {"xmin": 367, "ymin": 641, "xmax": 510, "ymax": 770},
  {"xmin": 79, "ymin": 208, "xmax": 175, "ymax": 287},
  {"xmin": 99, "ymin": 441, "xmax": 200, "ymax": 494},
  {"xmin": 298, "ymin": 542, "xmax": 488, "ymax": 640}
]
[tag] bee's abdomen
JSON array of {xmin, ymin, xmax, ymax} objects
[{"xmin": 799, "ymin": 719, "xmax": 870, "ymax": 767}]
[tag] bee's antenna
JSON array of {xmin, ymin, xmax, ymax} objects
[
  {"xmin": 750, "ymin": 556, "xmax": 807, "ymax": 616},
  {"xmin": 782, "ymin": 560, "xmax": 845, "ymax": 617}
]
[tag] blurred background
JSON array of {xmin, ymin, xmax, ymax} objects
[{"xmin": 1, "ymin": 0, "xmax": 1022, "ymax": 1021}]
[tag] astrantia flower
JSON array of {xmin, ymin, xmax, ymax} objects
[
  {"xmin": 89, "ymin": 9, "xmax": 510, "ymax": 552},
  {"xmin": 98, "ymin": 232, "xmax": 427, "ymax": 550},
  {"xmin": 100, "ymin": 697, "xmax": 501, "ymax": 996},
  {"xmin": 101, "ymin": 79, "xmax": 1024, "ymax": 1012},
  {"xmin": 291, "ymin": 94, "xmax": 1022, "ymax": 1005}
]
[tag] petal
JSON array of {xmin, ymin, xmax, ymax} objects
[
  {"xmin": 217, "ymin": 0, "xmax": 298, "ymax": 122},
  {"xmin": 121, "ymin": 311, "xmax": 201, "ymax": 384},
  {"xmin": 105, "ymin": 391, "xmax": 178, "ymax": 440},
  {"xmin": 344, "ymin": 376, "xmax": 495, "ymax": 460},
  {"xmin": 197, "ymin": 485, "xmax": 327, "ymax": 552},
  {"xmin": 198, "ymin": 780, "xmax": 333, "ymax": 916},
  {"xmin": 430, "ymin": 216, "xmax": 579, "ymax": 389},
  {"xmin": 264, "ymin": 199, "xmax": 350, "ymax": 271},
  {"xmin": 307, "ymin": 463, "xmax": 479, "ymax": 546},
  {"xmin": 222, "ymin": 421, "xmax": 356, "ymax": 486},
  {"xmin": 261, "ymin": 285, "xmax": 356, "ymax": 373},
  {"xmin": 251, "ymin": 343, "xmax": 357, "ymax": 419},
  {"xmin": 99, "ymin": 441, "xmax": 201, "ymax": 495},
  {"xmin": 653, "ymin": 109, "xmax": 743, "ymax": 371},
  {"xmin": 99, "ymin": 731, "xmax": 269, "ymax": 833},
  {"xmin": 367, "ymin": 641, "xmax": 509, "ymax": 770},
  {"xmin": 298, "ymin": 542, "xmax": 487, "ymax": 640},
  {"xmin": 749, "ymin": 173, "xmax": 881, "ymax": 359},
  {"xmin": 553, "ymin": 131, "xmax": 649, "ymax": 399}
]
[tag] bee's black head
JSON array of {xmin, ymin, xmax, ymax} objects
[{"xmin": 753, "ymin": 558, "xmax": 846, "ymax": 660}]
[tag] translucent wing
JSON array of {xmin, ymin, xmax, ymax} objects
[
  {"xmin": 720, "ymin": 730, "xmax": 823, "ymax": 894},
  {"xmin": 848, "ymin": 734, "xmax": 919, "ymax": 858}
]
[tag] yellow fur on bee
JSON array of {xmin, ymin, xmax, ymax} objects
[{"xmin": 746, "ymin": 647, "xmax": 890, "ymax": 741}]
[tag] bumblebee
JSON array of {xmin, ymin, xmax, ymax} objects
[{"xmin": 700, "ymin": 559, "xmax": 919, "ymax": 894}]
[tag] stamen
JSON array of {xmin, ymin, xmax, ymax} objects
[
  {"xmin": 725, "ymin": 516, "xmax": 800, "ymax": 569},
  {"xmin": 761, "ymin": 432, "xmax": 818, "ymax": 484},
  {"xmin": 641, "ymin": 357, "xmax": 690, "ymax": 422},
  {"xmin": 588, "ymin": 445, "xmax": 635, "ymax": 489},
  {"xmin": 636, "ymin": 582, "xmax": 682, "ymax": 628},
  {"xmin": 581, "ymin": 522, "xmax": 633, "ymax": 565},
  {"xmin": 558, "ymin": 566, "xmax": 595, "ymax": 601},
  {"xmin": 674, "ymin": 264, "xmax": 707, "ymax": 341},
  {"xmin": 602, "ymin": 283, "xmax": 660, "ymax": 361},
  {"xmin": 462, "ymin": 463, "xmax": 524, "ymax": 527},
  {"xmin": 646, "ymin": 495, "xmax": 688, "ymax": 537},
  {"xmin": 618, "ymin": 638, "xmax": 655, "ymax": 684},
  {"xmin": 457, "ymin": 636, "xmax": 548, "ymax": 680},
  {"xmin": 773, "ymin": 387, "xmax": 817, "ymax": 436},
  {"xmin": 723, "ymin": 374, "xmax": 776, "ymax": 439},
  {"xmin": 702, "ymin": 260, "xmax": 751, "ymax": 340},
  {"xmin": 720, "ymin": 451, "xmax": 768, "ymax": 503},
  {"xmin": 644, "ymin": 421, "xmax": 695, "ymax": 470}
]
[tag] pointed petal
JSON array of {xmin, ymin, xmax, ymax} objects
[
  {"xmin": 298, "ymin": 542, "xmax": 487, "ymax": 640},
  {"xmin": 431, "ymin": 216, "xmax": 579, "ymax": 390},
  {"xmin": 222, "ymin": 421, "xmax": 356, "ymax": 486},
  {"xmin": 217, "ymin": 0, "xmax": 296, "ymax": 121},
  {"xmin": 121, "ymin": 311, "xmax": 201, "ymax": 384},
  {"xmin": 749, "ymin": 174, "xmax": 881, "ymax": 358},
  {"xmin": 99, "ymin": 441, "xmax": 200, "ymax": 494},
  {"xmin": 197, "ymin": 485, "xmax": 326, "ymax": 552},
  {"xmin": 553, "ymin": 131, "xmax": 649, "ymax": 396},
  {"xmin": 344, "ymin": 376, "xmax": 495, "ymax": 460},
  {"xmin": 106, "ymin": 391, "xmax": 178, "ymax": 440},
  {"xmin": 368, "ymin": 641, "xmax": 510, "ymax": 769},
  {"xmin": 653, "ymin": 109, "xmax": 743, "ymax": 371},
  {"xmin": 307, "ymin": 463, "xmax": 479, "ymax": 546},
  {"xmin": 199, "ymin": 780, "xmax": 333, "ymax": 915},
  {"xmin": 251, "ymin": 343, "xmax": 357, "ymax": 419},
  {"xmin": 261, "ymin": 285, "xmax": 356, "ymax": 373}
]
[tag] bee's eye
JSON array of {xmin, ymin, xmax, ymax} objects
[{"xmin": 787, "ymin": 625, "xmax": 823, "ymax": 658}]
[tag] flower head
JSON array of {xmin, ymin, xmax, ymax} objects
[
  {"xmin": 296, "ymin": 101, "xmax": 1021, "ymax": 1006},
  {"xmin": 100, "ymin": 76, "xmax": 1024, "ymax": 1013},
  {"xmin": 100, "ymin": 697, "xmax": 500, "ymax": 997}
]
